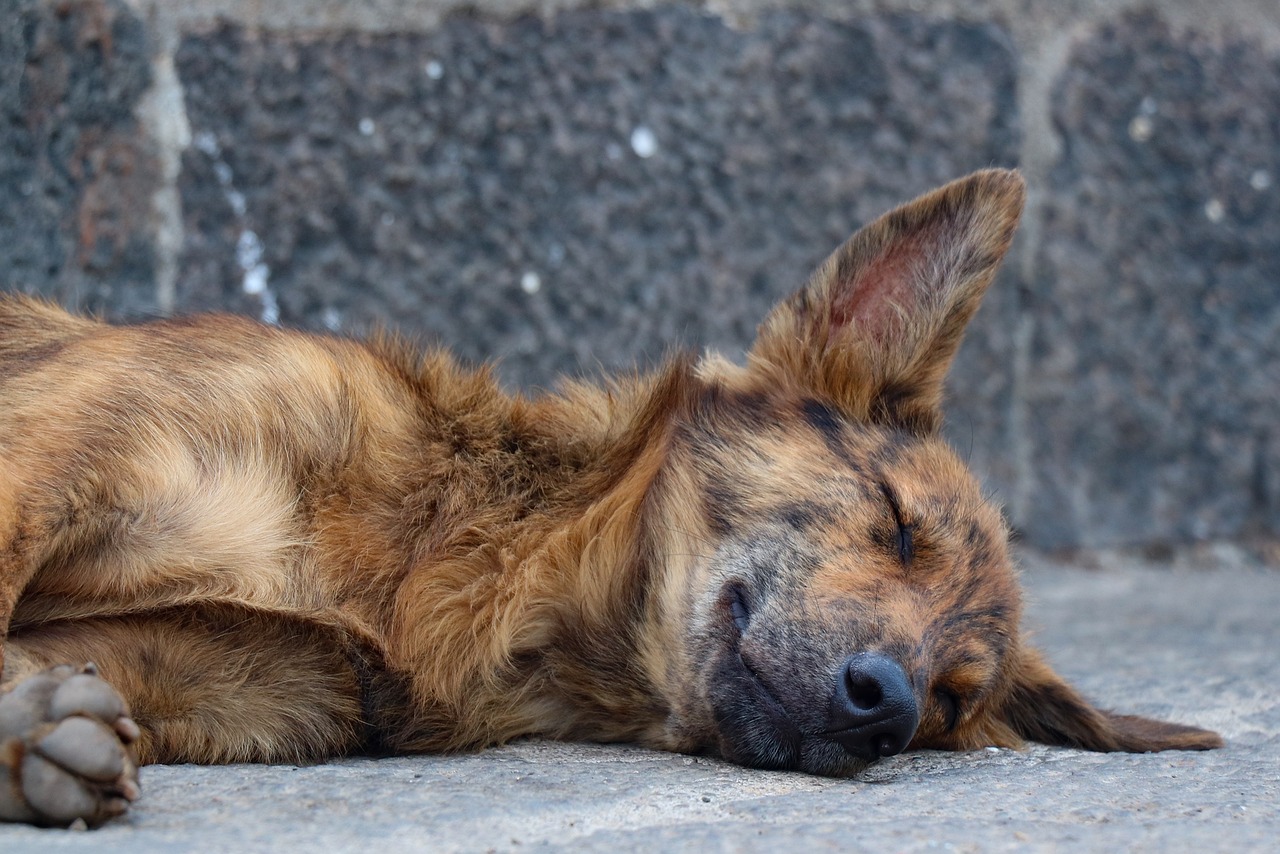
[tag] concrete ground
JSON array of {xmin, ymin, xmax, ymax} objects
[{"xmin": 1, "ymin": 552, "xmax": 1276, "ymax": 852}]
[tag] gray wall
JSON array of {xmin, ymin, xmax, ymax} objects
[{"xmin": 2, "ymin": 0, "xmax": 1278, "ymax": 551}]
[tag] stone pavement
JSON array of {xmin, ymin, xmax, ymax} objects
[
  {"xmin": 1, "ymin": 552, "xmax": 1276, "ymax": 851},
  {"xmin": 6, "ymin": 0, "xmax": 1280, "ymax": 552}
]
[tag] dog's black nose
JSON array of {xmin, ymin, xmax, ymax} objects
[{"xmin": 827, "ymin": 652, "xmax": 920, "ymax": 760}]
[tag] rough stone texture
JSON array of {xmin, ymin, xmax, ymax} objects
[
  {"xmin": 1027, "ymin": 12, "xmax": 1280, "ymax": 548},
  {"xmin": 0, "ymin": 0, "xmax": 160, "ymax": 316},
  {"xmin": 0, "ymin": 556, "xmax": 1275, "ymax": 851},
  {"xmin": 171, "ymin": 9, "xmax": 1020, "ymax": 382},
  {"xmin": 1, "ymin": 1, "xmax": 1278, "ymax": 550}
]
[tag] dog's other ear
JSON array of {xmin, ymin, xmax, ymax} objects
[
  {"xmin": 995, "ymin": 646, "xmax": 1224, "ymax": 753},
  {"xmin": 748, "ymin": 169, "xmax": 1025, "ymax": 433}
]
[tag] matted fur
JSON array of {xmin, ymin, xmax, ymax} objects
[{"xmin": 0, "ymin": 170, "xmax": 1220, "ymax": 827}]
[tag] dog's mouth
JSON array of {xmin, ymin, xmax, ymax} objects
[
  {"xmin": 704, "ymin": 582, "xmax": 877, "ymax": 776},
  {"xmin": 706, "ymin": 583, "xmax": 803, "ymax": 770}
]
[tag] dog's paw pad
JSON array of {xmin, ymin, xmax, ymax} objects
[
  {"xmin": 0, "ymin": 664, "xmax": 139, "ymax": 827},
  {"xmin": 49, "ymin": 673, "xmax": 127, "ymax": 723},
  {"xmin": 37, "ymin": 717, "xmax": 130, "ymax": 782}
]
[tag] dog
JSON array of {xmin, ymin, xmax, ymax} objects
[{"xmin": 0, "ymin": 170, "xmax": 1221, "ymax": 827}]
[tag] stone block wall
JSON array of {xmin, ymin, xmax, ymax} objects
[{"xmin": 2, "ymin": 0, "xmax": 1277, "ymax": 551}]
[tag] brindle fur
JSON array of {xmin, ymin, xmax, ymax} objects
[{"xmin": 0, "ymin": 171, "xmax": 1220, "ymax": 826}]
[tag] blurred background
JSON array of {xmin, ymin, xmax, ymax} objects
[{"xmin": 2, "ymin": 0, "xmax": 1277, "ymax": 555}]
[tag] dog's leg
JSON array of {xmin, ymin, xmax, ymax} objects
[
  {"xmin": 0, "ymin": 495, "xmax": 33, "ymax": 677},
  {"xmin": 1, "ymin": 610, "xmax": 372, "ymax": 826}
]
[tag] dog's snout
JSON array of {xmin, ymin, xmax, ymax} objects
[{"xmin": 827, "ymin": 652, "xmax": 920, "ymax": 760}]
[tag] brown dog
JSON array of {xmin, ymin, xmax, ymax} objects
[{"xmin": 0, "ymin": 170, "xmax": 1220, "ymax": 827}]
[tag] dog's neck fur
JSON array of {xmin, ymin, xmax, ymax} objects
[{"xmin": 371, "ymin": 347, "xmax": 699, "ymax": 751}]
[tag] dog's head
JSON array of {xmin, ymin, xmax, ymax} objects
[{"xmin": 641, "ymin": 170, "xmax": 1222, "ymax": 774}]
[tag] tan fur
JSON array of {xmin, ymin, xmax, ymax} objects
[{"xmin": 1, "ymin": 171, "xmax": 1220, "ymax": 800}]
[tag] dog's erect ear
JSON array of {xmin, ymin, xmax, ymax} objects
[
  {"xmin": 995, "ymin": 647, "xmax": 1223, "ymax": 753},
  {"xmin": 748, "ymin": 169, "xmax": 1025, "ymax": 432}
]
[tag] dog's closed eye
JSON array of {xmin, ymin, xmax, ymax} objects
[{"xmin": 878, "ymin": 483, "xmax": 914, "ymax": 566}]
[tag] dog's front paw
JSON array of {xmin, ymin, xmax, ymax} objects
[{"xmin": 0, "ymin": 663, "xmax": 140, "ymax": 827}]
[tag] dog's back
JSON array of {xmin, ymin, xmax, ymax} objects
[{"xmin": 0, "ymin": 296, "xmax": 101, "ymax": 367}]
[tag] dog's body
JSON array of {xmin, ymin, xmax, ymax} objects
[{"xmin": 0, "ymin": 171, "xmax": 1220, "ymax": 827}]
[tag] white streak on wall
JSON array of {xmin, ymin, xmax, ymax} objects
[{"xmin": 193, "ymin": 131, "xmax": 281, "ymax": 325}]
